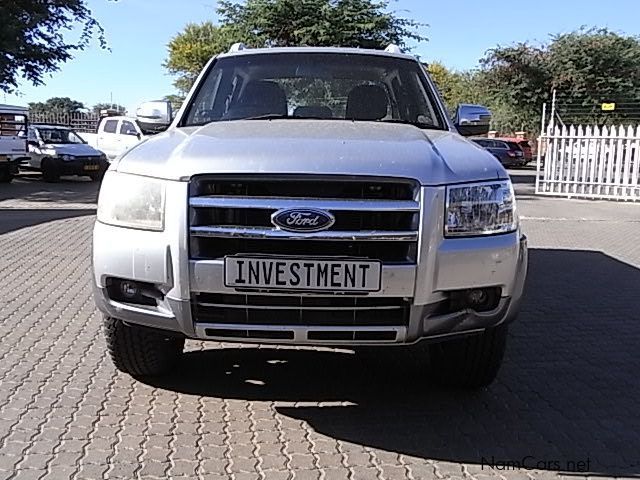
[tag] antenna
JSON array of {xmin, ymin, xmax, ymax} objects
[
  {"xmin": 384, "ymin": 44, "xmax": 402, "ymax": 54},
  {"xmin": 229, "ymin": 42, "xmax": 248, "ymax": 53}
]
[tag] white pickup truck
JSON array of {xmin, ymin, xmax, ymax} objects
[
  {"xmin": 0, "ymin": 104, "xmax": 29, "ymax": 183},
  {"xmin": 88, "ymin": 108, "xmax": 172, "ymax": 160},
  {"xmin": 86, "ymin": 116, "xmax": 146, "ymax": 161}
]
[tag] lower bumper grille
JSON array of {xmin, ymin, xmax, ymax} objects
[{"xmin": 192, "ymin": 293, "xmax": 411, "ymax": 327}]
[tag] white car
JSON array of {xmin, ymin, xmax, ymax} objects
[{"xmin": 23, "ymin": 124, "xmax": 108, "ymax": 182}]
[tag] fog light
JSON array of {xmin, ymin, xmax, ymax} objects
[
  {"xmin": 106, "ymin": 278, "xmax": 161, "ymax": 307},
  {"xmin": 446, "ymin": 287, "xmax": 501, "ymax": 313},
  {"xmin": 120, "ymin": 281, "xmax": 139, "ymax": 299},
  {"xmin": 467, "ymin": 289, "xmax": 488, "ymax": 306}
]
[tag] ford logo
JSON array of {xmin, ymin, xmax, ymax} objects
[{"xmin": 271, "ymin": 208, "xmax": 335, "ymax": 233}]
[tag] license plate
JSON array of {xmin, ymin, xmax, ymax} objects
[
  {"xmin": 224, "ymin": 256, "xmax": 382, "ymax": 292},
  {"xmin": 83, "ymin": 164, "xmax": 99, "ymax": 171}
]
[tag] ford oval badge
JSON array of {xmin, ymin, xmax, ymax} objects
[{"xmin": 271, "ymin": 208, "xmax": 335, "ymax": 233}]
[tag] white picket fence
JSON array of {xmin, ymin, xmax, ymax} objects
[{"xmin": 536, "ymin": 124, "xmax": 640, "ymax": 201}]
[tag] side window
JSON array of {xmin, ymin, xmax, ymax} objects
[
  {"xmin": 103, "ymin": 120, "xmax": 118, "ymax": 134},
  {"xmin": 119, "ymin": 121, "xmax": 138, "ymax": 136},
  {"xmin": 494, "ymin": 141, "xmax": 508, "ymax": 149}
]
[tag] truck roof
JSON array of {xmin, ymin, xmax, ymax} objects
[
  {"xmin": 0, "ymin": 104, "xmax": 28, "ymax": 115},
  {"xmin": 31, "ymin": 123, "xmax": 74, "ymax": 130},
  {"xmin": 216, "ymin": 45, "xmax": 417, "ymax": 61}
]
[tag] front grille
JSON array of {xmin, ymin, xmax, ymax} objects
[
  {"xmin": 189, "ymin": 175, "xmax": 421, "ymax": 265},
  {"xmin": 190, "ymin": 176, "xmax": 416, "ymax": 200},
  {"xmin": 192, "ymin": 293, "xmax": 411, "ymax": 327}
]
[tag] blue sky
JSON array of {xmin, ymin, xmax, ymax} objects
[{"xmin": 3, "ymin": 0, "xmax": 639, "ymax": 113}]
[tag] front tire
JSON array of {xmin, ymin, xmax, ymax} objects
[
  {"xmin": 0, "ymin": 170, "xmax": 13, "ymax": 183},
  {"xmin": 42, "ymin": 158, "xmax": 60, "ymax": 183},
  {"xmin": 88, "ymin": 172, "xmax": 104, "ymax": 182},
  {"xmin": 103, "ymin": 316, "xmax": 184, "ymax": 376},
  {"xmin": 427, "ymin": 324, "xmax": 508, "ymax": 389}
]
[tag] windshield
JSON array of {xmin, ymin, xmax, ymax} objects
[
  {"xmin": 183, "ymin": 52, "xmax": 444, "ymax": 129},
  {"xmin": 37, "ymin": 128, "xmax": 85, "ymax": 144}
]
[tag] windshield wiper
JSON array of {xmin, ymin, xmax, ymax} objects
[
  {"xmin": 244, "ymin": 114, "xmax": 291, "ymax": 120},
  {"xmin": 376, "ymin": 119, "xmax": 442, "ymax": 130}
]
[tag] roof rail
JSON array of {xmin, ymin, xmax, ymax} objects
[
  {"xmin": 384, "ymin": 44, "xmax": 402, "ymax": 54},
  {"xmin": 228, "ymin": 42, "xmax": 248, "ymax": 53}
]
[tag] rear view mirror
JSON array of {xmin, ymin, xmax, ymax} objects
[
  {"xmin": 454, "ymin": 104, "xmax": 492, "ymax": 137},
  {"xmin": 135, "ymin": 101, "xmax": 172, "ymax": 134}
]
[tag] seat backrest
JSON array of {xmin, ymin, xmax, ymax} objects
[
  {"xmin": 293, "ymin": 105, "xmax": 333, "ymax": 119},
  {"xmin": 346, "ymin": 85, "xmax": 389, "ymax": 121},
  {"xmin": 236, "ymin": 80, "xmax": 287, "ymax": 117}
]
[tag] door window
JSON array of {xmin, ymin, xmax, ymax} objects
[{"xmin": 103, "ymin": 120, "xmax": 118, "ymax": 133}]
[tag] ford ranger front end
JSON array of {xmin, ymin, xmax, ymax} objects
[{"xmin": 93, "ymin": 45, "xmax": 527, "ymax": 388}]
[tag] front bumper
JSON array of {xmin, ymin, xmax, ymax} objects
[
  {"xmin": 92, "ymin": 182, "xmax": 528, "ymax": 345},
  {"xmin": 55, "ymin": 157, "xmax": 109, "ymax": 176}
]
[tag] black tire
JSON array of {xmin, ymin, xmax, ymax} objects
[
  {"xmin": 0, "ymin": 170, "xmax": 13, "ymax": 183},
  {"xmin": 427, "ymin": 325, "xmax": 508, "ymax": 389},
  {"xmin": 42, "ymin": 158, "xmax": 60, "ymax": 183},
  {"xmin": 103, "ymin": 316, "xmax": 184, "ymax": 377},
  {"xmin": 88, "ymin": 172, "xmax": 103, "ymax": 182}
]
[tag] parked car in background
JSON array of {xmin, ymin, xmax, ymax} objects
[
  {"xmin": 87, "ymin": 108, "xmax": 172, "ymax": 161},
  {"xmin": 22, "ymin": 124, "xmax": 108, "ymax": 182},
  {"xmin": 471, "ymin": 138, "xmax": 527, "ymax": 167},
  {"xmin": 85, "ymin": 116, "xmax": 147, "ymax": 161},
  {"xmin": 0, "ymin": 104, "xmax": 30, "ymax": 183},
  {"xmin": 496, "ymin": 137, "xmax": 533, "ymax": 164}
]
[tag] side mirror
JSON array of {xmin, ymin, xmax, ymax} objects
[
  {"xmin": 453, "ymin": 104, "xmax": 492, "ymax": 137},
  {"xmin": 135, "ymin": 100, "xmax": 172, "ymax": 134},
  {"xmin": 28, "ymin": 140, "xmax": 39, "ymax": 147}
]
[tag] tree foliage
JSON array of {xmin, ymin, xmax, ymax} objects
[
  {"xmin": 29, "ymin": 97, "xmax": 86, "ymax": 115},
  {"xmin": 426, "ymin": 62, "xmax": 485, "ymax": 115},
  {"xmin": 0, "ymin": 0, "xmax": 110, "ymax": 94},
  {"xmin": 92, "ymin": 103, "xmax": 126, "ymax": 115},
  {"xmin": 480, "ymin": 28, "xmax": 640, "ymax": 132},
  {"xmin": 165, "ymin": 0, "xmax": 426, "ymax": 94},
  {"xmin": 164, "ymin": 22, "xmax": 235, "ymax": 95}
]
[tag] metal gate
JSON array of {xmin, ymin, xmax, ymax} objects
[
  {"xmin": 536, "ymin": 124, "xmax": 640, "ymax": 200},
  {"xmin": 535, "ymin": 93, "xmax": 640, "ymax": 201}
]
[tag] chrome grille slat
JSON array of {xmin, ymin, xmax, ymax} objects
[
  {"xmin": 190, "ymin": 226, "xmax": 417, "ymax": 241},
  {"xmin": 196, "ymin": 302, "xmax": 404, "ymax": 311},
  {"xmin": 190, "ymin": 196, "xmax": 420, "ymax": 212}
]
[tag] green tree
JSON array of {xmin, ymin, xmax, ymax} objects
[
  {"xmin": 0, "ymin": 0, "xmax": 110, "ymax": 93},
  {"xmin": 164, "ymin": 22, "xmax": 235, "ymax": 94},
  {"xmin": 426, "ymin": 62, "xmax": 488, "ymax": 115},
  {"xmin": 165, "ymin": 0, "xmax": 426, "ymax": 94},
  {"xmin": 479, "ymin": 28, "xmax": 640, "ymax": 132},
  {"xmin": 162, "ymin": 94, "xmax": 186, "ymax": 113},
  {"xmin": 92, "ymin": 103, "xmax": 126, "ymax": 115},
  {"xmin": 29, "ymin": 97, "xmax": 86, "ymax": 115},
  {"xmin": 217, "ymin": 0, "xmax": 425, "ymax": 49}
]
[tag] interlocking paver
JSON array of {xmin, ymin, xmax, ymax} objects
[{"xmin": 1, "ymin": 173, "xmax": 640, "ymax": 479}]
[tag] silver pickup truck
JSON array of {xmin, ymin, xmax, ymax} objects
[{"xmin": 93, "ymin": 44, "xmax": 528, "ymax": 388}]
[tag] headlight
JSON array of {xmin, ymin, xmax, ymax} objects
[
  {"xmin": 61, "ymin": 154, "xmax": 74, "ymax": 161},
  {"xmin": 97, "ymin": 171, "xmax": 165, "ymax": 231},
  {"xmin": 445, "ymin": 180, "xmax": 517, "ymax": 237}
]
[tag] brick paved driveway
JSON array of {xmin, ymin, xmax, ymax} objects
[{"xmin": 1, "ymin": 171, "xmax": 639, "ymax": 479}]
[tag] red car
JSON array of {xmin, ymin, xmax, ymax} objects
[{"xmin": 495, "ymin": 137, "xmax": 533, "ymax": 164}]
